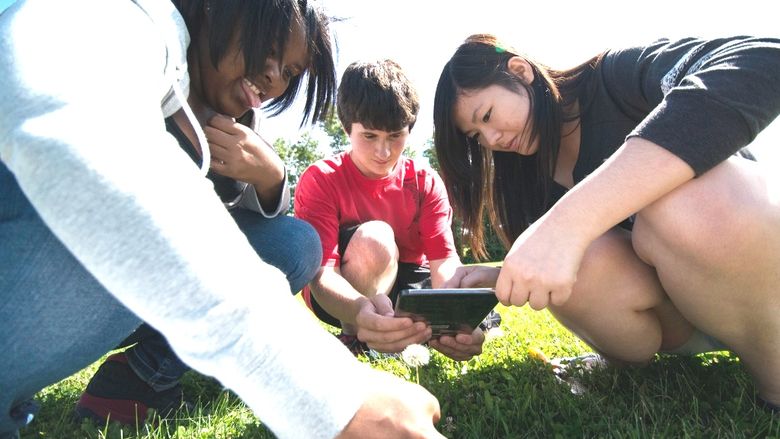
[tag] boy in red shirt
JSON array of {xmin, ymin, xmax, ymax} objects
[{"xmin": 295, "ymin": 59, "xmax": 493, "ymax": 361}]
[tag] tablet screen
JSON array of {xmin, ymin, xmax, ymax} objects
[{"xmin": 394, "ymin": 288, "xmax": 498, "ymax": 336}]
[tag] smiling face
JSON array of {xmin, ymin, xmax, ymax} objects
[
  {"xmin": 195, "ymin": 19, "xmax": 309, "ymax": 118},
  {"xmin": 347, "ymin": 122, "xmax": 410, "ymax": 179},
  {"xmin": 452, "ymin": 83, "xmax": 538, "ymax": 156}
]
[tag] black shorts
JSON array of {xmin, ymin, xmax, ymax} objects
[{"xmin": 310, "ymin": 224, "xmax": 431, "ymax": 327}]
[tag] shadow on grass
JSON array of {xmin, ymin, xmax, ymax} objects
[
  {"xmin": 21, "ymin": 371, "xmax": 275, "ymax": 439},
  {"xmin": 414, "ymin": 352, "xmax": 780, "ymax": 438}
]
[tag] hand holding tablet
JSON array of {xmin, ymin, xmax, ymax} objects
[{"xmin": 394, "ymin": 288, "xmax": 499, "ymax": 337}]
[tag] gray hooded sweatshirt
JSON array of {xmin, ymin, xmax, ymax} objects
[{"xmin": 0, "ymin": 0, "xmax": 374, "ymax": 437}]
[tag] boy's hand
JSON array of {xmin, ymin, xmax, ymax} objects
[
  {"xmin": 337, "ymin": 369, "xmax": 445, "ymax": 439},
  {"xmin": 428, "ymin": 327, "xmax": 485, "ymax": 361},
  {"xmin": 355, "ymin": 295, "xmax": 431, "ymax": 353}
]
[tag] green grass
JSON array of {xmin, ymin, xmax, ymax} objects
[{"xmin": 19, "ymin": 304, "xmax": 780, "ymax": 438}]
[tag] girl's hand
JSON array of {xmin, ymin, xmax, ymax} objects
[
  {"xmin": 204, "ymin": 114, "xmax": 284, "ymax": 187},
  {"xmin": 440, "ymin": 265, "xmax": 500, "ymax": 289},
  {"xmin": 496, "ymin": 216, "xmax": 588, "ymax": 310}
]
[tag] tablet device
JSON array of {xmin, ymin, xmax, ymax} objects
[{"xmin": 394, "ymin": 288, "xmax": 498, "ymax": 337}]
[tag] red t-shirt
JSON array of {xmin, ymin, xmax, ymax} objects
[{"xmin": 294, "ymin": 151, "xmax": 457, "ymax": 269}]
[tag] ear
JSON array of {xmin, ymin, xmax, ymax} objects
[{"xmin": 507, "ymin": 56, "xmax": 535, "ymax": 85}]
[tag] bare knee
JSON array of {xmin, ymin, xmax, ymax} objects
[
  {"xmin": 633, "ymin": 158, "xmax": 779, "ymax": 269},
  {"xmin": 575, "ymin": 229, "xmax": 660, "ymax": 312},
  {"xmin": 342, "ymin": 221, "xmax": 399, "ymax": 273},
  {"xmin": 552, "ymin": 230, "xmax": 667, "ymax": 362}
]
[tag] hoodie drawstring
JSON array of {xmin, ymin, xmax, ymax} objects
[{"xmin": 170, "ymin": 74, "xmax": 211, "ymax": 177}]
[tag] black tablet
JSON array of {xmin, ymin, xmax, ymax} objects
[{"xmin": 394, "ymin": 288, "xmax": 498, "ymax": 337}]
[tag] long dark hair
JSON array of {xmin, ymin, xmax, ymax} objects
[
  {"xmin": 433, "ymin": 34, "xmax": 602, "ymax": 259},
  {"xmin": 174, "ymin": 0, "xmax": 336, "ymax": 125}
]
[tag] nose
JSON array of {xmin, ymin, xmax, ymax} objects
[
  {"xmin": 262, "ymin": 58, "xmax": 290, "ymax": 100},
  {"xmin": 482, "ymin": 127, "xmax": 502, "ymax": 149},
  {"xmin": 376, "ymin": 141, "xmax": 391, "ymax": 160}
]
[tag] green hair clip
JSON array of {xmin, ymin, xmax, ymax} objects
[{"xmin": 495, "ymin": 46, "xmax": 507, "ymax": 54}]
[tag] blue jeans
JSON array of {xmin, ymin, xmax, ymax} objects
[
  {"xmin": 0, "ymin": 162, "xmax": 321, "ymax": 436},
  {"xmin": 0, "ymin": 163, "xmax": 141, "ymax": 436},
  {"xmin": 123, "ymin": 208, "xmax": 321, "ymax": 391}
]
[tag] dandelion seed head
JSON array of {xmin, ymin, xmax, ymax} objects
[{"xmin": 401, "ymin": 344, "xmax": 430, "ymax": 367}]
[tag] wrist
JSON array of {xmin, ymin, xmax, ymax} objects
[
  {"xmin": 248, "ymin": 161, "xmax": 285, "ymax": 190},
  {"xmin": 542, "ymin": 192, "xmax": 605, "ymax": 248},
  {"xmin": 351, "ymin": 296, "xmax": 371, "ymax": 320}
]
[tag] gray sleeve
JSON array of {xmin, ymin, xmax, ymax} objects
[
  {"xmin": 0, "ymin": 3, "xmax": 369, "ymax": 438},
  {"xmin": 237, "ymin": 171, "xmax": 292, "ymax": 216},
  {"xmin": 237, "ymin": 109, "xmax": 291, "ymax": 216},
  {"xmin": 606, "ymin": 37, "xmax": 780, "ymax": 175}
]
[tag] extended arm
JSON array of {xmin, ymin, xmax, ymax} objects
[
  {"xmin": 497, "ymin": 138, "xmax": 693, "ymax": 308},
  {"xmin": 0, "ymin": 3, "xmax": 375, "ymax": 437}
]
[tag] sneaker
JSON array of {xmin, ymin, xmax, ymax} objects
[
  {"xmin": 75, "ymin": 353, "xmax": 186, "ymax": 425},
  {"xmin": 549, "ymin": 353, "xmax": 609, "ymax": 395},
  {"xmin": 336, "ymin": 332, "xmax": 370, "ymax": 357},
  {"xmin": 479, "ymin": 309, "xmax": 502, "ymax": 332}
]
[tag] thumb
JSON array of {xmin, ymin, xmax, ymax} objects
[
  {"xmin": 549, "ymin": 286, "xmax": 572, "ymax": 307},
  {"xmin": 372, "ymin": 294, "xmax": 395, "ymax": 317},
  {"xmin": 440, "ymin": 273, "xmax": 463, "ymax": 289}
]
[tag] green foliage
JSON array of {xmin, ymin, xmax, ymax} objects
[
  {"xmin": 319, "ymin": 108, "xmax": 349, "ymax": 155},
  {"xmin": 422, "ymin": 138, "xmax": 439, "ymax": 171},
  {"xmin": 274, "ymin": 133, "xmax": 323, "ymax": 213},
  {"xmin": 273, "ymin": 133, "xmax": 323, "ymax": 188}
]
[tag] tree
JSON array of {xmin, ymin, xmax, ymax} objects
[
  {"xmin": 320, "ymin": 108, "xmax": 349, "ymax": 155},
  {"xmin": 274, "ymin": 132, "xmax": 323, "ymax": 210},
  {"xmin": 421, "ymin": 138, "xmax": 438, "ymax": 171}
]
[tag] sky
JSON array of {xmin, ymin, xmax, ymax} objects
[
  {"xmin": 2, "ymin": 0, "xmax": 778, "ymax": 161},
  {"xmin": 302, "ymin": 0, "xmax": 780, "ymax": 164}
]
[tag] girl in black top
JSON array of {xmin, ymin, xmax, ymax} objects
[{"xmin": 433, "ymin": 34, "xmax": 780, "ymax": 410}]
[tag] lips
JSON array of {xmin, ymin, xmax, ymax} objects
[
  {"xmin": 241, "ymin": 78, "xmax": 265, "ymax": 108},
  {"xmin": 505, "ymin": 135, "xmax": 521, "ymax": 153}
]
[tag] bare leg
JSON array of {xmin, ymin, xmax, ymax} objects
[
  {"xmin": 549, "ymin": 228, "xmax": 694, "ymax": 363},
  {"xmin": 339, "ymin": 221, "xmax": 399, "ymax": 334},
  {"xmin": 632, "ymin": 156, "xmax": 780, "ymax": 404}
]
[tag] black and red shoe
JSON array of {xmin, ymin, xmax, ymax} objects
[
  {"xmin": 336, "ymin": 332, "xmax": 370, "ymax": 357},
  {"xmin": 74, "ymin": 353, "xmax": 186, "ymax": 425}
]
